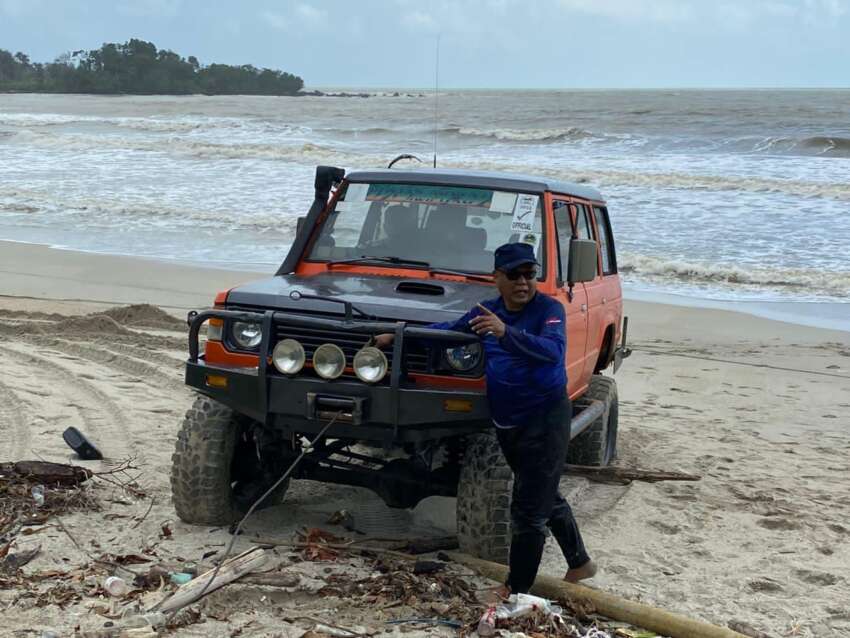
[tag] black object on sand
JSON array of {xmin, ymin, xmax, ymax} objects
[{"xmin": 62, "ymin": 426, "xmax": 103, "ymax": 460}]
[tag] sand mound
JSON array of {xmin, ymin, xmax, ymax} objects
[
  {"xmin": 100, "ymin": 304, "xmax": 186, "ymax": 331},
  {"xmin": 55, "ymin": 314, "xmax": 135, "ymax": 336}
]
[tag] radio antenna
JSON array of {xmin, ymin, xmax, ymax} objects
[{"xmin": 432, "ymin": 34, "xmax": 440, "ymax": 168}]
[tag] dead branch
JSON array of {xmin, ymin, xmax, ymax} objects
[
  {"xmin": 131, "ymin": 497, "xmax": 155, "ymax": 530},
  {"xmin": 565, "ymin": 464, "xmax": 701, "ymax": 485}
]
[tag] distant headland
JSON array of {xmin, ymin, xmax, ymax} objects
[{"xmin": 0, "ymin": 39, "xmax": 304, "ymax": 96}]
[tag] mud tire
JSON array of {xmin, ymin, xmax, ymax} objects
[
  {"xmin": 171, "ymin": 395, "xmax": 288, "ymax": 526},
  {"xmin": 456, "ymin": 431, "xmax": 512, "ymax": 564},
  {"xmin": 567, "ymin": 375, "xmax": 618, "ymax": 467}
]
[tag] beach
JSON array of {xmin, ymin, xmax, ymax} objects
[{"xmin": 1, "ymin": 241, "xmax": 848, "ymax": 637}]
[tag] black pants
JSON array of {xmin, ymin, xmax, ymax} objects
[{"xmin": 496, "ymin": 397, "xmax": 590, "ymax": 594}]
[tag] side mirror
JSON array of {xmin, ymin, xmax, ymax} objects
[
  {"xmin": 296, "ymin": 216, "xmax": 306, "ymax": 237},
  {"xmin": 568, "ymin": 239, "xmax": 598, "ymax": 283}
]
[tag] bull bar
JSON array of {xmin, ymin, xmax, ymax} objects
[{"xmin": 185, "ymin": 308, "xmax": 488, "ymax": 442}]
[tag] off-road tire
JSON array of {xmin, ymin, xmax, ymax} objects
[
  {"xmin": 567, "ymin": 375, "xmax": 618, "ymax": 467},
  {"xmin": 456, "ymin": 432, "xmax": 512, "ymax": 563},
  {"xmin": 171, "ymin": 396, "xmax": 288, "ymax": 525}
]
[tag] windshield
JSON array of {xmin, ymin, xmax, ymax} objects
[{"xmin": 307, "ymin": 182, "xmax": 545, "ymax": 275}]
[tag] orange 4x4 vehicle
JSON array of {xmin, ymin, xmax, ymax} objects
[{"xmin": 172, "ymin": 166, "xmax": 630, "ymax": 562}]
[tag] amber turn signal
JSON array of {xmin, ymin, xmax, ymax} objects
[
  {"xmin": 443, "ymin": 399, "xmax": 473, "ymax": 413},
  {"xmin": 205, "ymin": 374, "xmax": 228, "ymax": 389}
]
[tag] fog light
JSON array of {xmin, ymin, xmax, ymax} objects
[
  {"xmin": 353, "ymin": 346, "xmax": 388, "ymax": 383},
  {"xmin": 313, "ymin": 343, "xmax": 346, "ymax": 379},
  {"xmin": 272, "ymin": 339, "xmax": 305, "ymax": 375}
]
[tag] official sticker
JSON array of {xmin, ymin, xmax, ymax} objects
[
  {"xmin": 510, "ymin": 194, "xmax": 538, "ymax": 233},
  {"xmin": 489, "ymin": 191, "xmax": 517, "ymax": 213}
]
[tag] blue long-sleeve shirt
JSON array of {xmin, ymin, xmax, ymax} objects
[{"xmin": 428, "ymin": 292, "xmax": 567, "ymax": 426}]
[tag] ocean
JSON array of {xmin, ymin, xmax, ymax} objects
[{"xmin": 1, "ymin": 90, "xmax": 848, "ymax": 316}]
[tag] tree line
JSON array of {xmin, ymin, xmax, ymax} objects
[{"xmin": 0, "ymin": 39, "xmax": 304, "ymax": 95}]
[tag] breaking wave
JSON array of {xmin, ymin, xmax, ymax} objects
[
  {"xmin": 0, "ymin": 112, "xmax": 311, "ymax": 135},
  {"xmin": 619, "ymin": 253, "xmax": 850, "ymax": 297},
  {"xmin": 447, "ymin": 126, "xmax": 602, "ymax": 143}
]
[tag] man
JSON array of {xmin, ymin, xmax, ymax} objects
[{"xmin": 375, "ymin": 242, "xmax": 596, "ymax": 594}]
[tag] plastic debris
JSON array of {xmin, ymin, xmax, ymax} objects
[
  {"xmin": 103, "ymin": 575, "xmax": 129, "ymax": 597},
  {"xmin": 31, "ymin": 485, "xmax": 45, "ymax": 507},
  {"xmin": 62, "ymin": 426, "xmax": 104, "ymax": 460},
  {"xmin": 169, "ymin": 572, "xmax": 193, "ymax": 585}
]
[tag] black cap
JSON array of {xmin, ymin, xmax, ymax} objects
[{"xmin": 494, "ymin": 242, "xmax": 539, "ymax": 272}]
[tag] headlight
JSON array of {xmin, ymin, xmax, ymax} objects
[
  {"xmin": 272, "ymin": 339, "xmax": 305, "ymax": 375},
  {"xmin": 445, "ymin": 342, "xmax": 482, "ymax": 372},
  {"xmin": 231, "ymin": 321, "xmax": 262, "ymax": 349},
  {"xmin": 353, "ymin": 346, "xmax": 388, "ymax": 383},
  {"xmin": 313, "ymin": 343, "xmax": 346, "ymax": 379}
]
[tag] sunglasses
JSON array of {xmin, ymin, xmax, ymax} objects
[{"xmin": 502, "ymin": 268, "xmax": 538, "ymax": 281}]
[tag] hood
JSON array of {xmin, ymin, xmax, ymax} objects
[{"xmin": 226, "ymin": 272, "xmax": 495, "ymax": 323}]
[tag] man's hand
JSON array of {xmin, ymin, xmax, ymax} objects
[
  {"xmin": 372, "ymin": 333, "xmax": 395, "ymax": 349},
  {"xmin": 469, "ymin": 304, "xmax": 505, "ymax": 338}
]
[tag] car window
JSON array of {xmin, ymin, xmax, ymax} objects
[
  {"xmin": 593, "ymin": 206, "xmax": 616, "ymax": 275},
  {"xmin": 309, "ymin": 183, "xmax": 546, "ymax": 275},
  {"xmin": 575, "ymin": 204, "xmax": 593, "ymax": 240},
  {"xmin": 552, "ymin": 201, "xmax": 571, "ymax": 282},
  {"xmin": 575, "ymin": 204, "xmax": 599, "ymax": 277}
]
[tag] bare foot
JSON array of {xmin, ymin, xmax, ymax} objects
[
  {"xmin": 481, "ymin": 584, "xmax": 511, "ymax": 604},
  {"xmin": 565, "ymin": 560, "xmax": 597, "ymax": 583}
]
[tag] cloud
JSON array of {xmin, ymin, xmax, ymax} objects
[
  {"xmin": 557, "ymin": 0, "xmax": 695, "ymax": 23},
  {"xmin": 402, "ymin": 10, "xmax": 438, "ymax": 32},
  {"xmin": 261, "ymin": 9, "xmax": 289, "ymax": 31},
  {"xmin": 115, "ymin": 0, "xmax": 182, "ymax": 17},
  {"xmin": 260, "ymin": 3, "xmax": 327, "ymax": 33},
  {"xmin": 296, "ymin": 3, "xmax": 327, "ymax": 23}
]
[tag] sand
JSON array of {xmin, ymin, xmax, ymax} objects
[{"xmin": 1, "ymin": 241, "xmax": 848, "ymax": 637}]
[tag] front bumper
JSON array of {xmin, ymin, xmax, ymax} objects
[{"xmin": 185, "ymin": 308, "xmax": 490, "ymax": 443}]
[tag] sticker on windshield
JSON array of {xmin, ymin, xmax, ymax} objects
[
  {"xmin": 489, "ymin": 191, "xmax": 517, "ymax": 213},
  {"xmin": 335, "ymin": 201, "xmax": 369, "ymax": 214},
  {"xmin": 345, "ymin": 183, "xmax": 369, "ymax": 202},
  {"xmin": 510, "ymin": 194, "xmax": 539, "ymax": 233},
  {"xmin": 520, "ymin": 232, "xmax": 540, "ymax": 251}
]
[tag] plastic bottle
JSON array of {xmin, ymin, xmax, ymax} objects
[
  {"xmin": 103, "ymin": 575, "xmax": 129, "ymax": 597},
  {"xmin": 477, "ymin": 606, "xmax": 497, "ymax": 636},
  {"xmin": 31, "ymin": 485, "xmax": 45, "ymax": 507}
]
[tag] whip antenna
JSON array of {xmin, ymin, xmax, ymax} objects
[{"xmin": 432, "ymin": 34, "xmax": 440, "ymax": 168}]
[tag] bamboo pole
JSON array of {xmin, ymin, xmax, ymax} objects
[{"xmin": 448, "ymin": 552, "xmax": 747, "ymax": 638}]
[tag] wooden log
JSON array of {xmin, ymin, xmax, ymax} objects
[
  {"xmin": 0, "ymin": 461, "xmax": 92, "ymax": 486},
  {"xmin": 564, "ymin": 464, "xmax": 701, "ymax": 484},
  {"xmin": 152, "ymin": 547, "xmax": 269, "ymax": 613},
  {"xmin": 448, "ymin": 552, "xmax": 747, "ymax": 638},
  {"xmin": 397, "ymin": 535, "xmax": 458, "ymax": 554}
]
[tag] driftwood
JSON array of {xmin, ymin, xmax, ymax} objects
[
  {"xmin": 151, "ymin": 547, "xmax": 269, "ymax": 614},
  {"xmin": 449, "ymin": 551, "xmax": 747, "ymax": 638},
  {"xmin": 0, "ymin": 461, "xmax": 92, "ymax": 486},
  {"xmin": 564, "ymin": 464, "xmax": 701, "ymax": 485},
  {"xmin": 397, "ymin": 535, "xmax": 458, "ymax": 554}
]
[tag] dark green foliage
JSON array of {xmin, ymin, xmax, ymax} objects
[{"xmin": 0, "ymin": 39, "xmax": 304, "ymax": 95}]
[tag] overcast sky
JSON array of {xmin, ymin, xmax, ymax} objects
[{"xmin": 1, "ymin": 0, "xmax": 848, "ymax": 88}]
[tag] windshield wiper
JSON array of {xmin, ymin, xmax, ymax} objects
[
  {"xmin": 428, "ymin": 268, "xmax": 492, "ymax": 283},
  {"xmin": 326, "ymin": 256, "xmax": 492, "ymax": 283},
  {"xmin": 327, "ymin": 255, "xmax": 431, "ymax": 268}
]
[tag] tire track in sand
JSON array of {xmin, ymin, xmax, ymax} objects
[
  {"xmin": 0, "ymin": 377, "xmax": 32, "ymax": 460},
  {"xmin": 0, "ymin": 344, "xmax": 142, "ymax": 463}
]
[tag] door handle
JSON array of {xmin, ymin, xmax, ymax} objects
[{"xmin": 581, "ymin": 304, "xmax": 587, "ymax": 313}]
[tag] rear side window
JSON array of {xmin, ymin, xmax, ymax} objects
[{"xmin": 593, "ymin": 206, "xmax": 616, "ymax": 275}]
